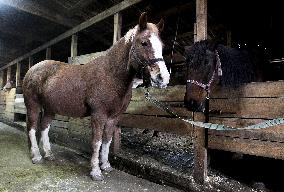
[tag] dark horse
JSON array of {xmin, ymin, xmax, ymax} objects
[
  {"xmin": 184, "ymin": 40, "xmax": 264, "ymax": 112},
  {"xmin": 22, "ymin": 12, "xmax": 170, "ymax": 181}
]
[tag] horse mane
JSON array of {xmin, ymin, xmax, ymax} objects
[{"xmin": 185, "ymin": 40, "xmax": 264, "ymax": 87}]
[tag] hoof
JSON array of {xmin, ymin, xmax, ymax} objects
[
  {"xmin": 101, "ymin": 165, "xmax": 113, "ymax": 173},
  {"xmin": 44, "ymin": 154, "xmax": 55, "ymax": 161},
  {"xmin": 90, "ymin": 173, "xmax": 104, "ymax": 181},
  {"xmin": 32, "ymin": 155, "xmax": 43, "ymax": 164}
]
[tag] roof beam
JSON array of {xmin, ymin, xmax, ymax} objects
[
  {"xmin": 0, "ymin": 0, "xmax": 79, "ymax": 27},
  {"xmin": 0, "ymin": 0, "xmax": 143, "ymax": 70}
]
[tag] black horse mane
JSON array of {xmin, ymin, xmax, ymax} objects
[{"xmin": 185, "ymin": 40, "xmax": 264, "ymax": 86}]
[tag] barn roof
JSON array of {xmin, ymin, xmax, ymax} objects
[{"xmin": 0, "ymin": 0, "xmax": 283, "ymax": 69}]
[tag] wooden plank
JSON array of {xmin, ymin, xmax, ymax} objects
[
  {"xmin": 0, "ymin": 0, "xmax": 143, "ymax": 70},
  {"xmin": 132, "ymin": 85, "xmax": 186, "ymax": 101},
  {"xmin": 211, "ymin": 81, "xmax": 284, "ymax": 98},
  {"xmin": 208, "ymin": 135, "xmax": 284, "ymax": 160},
  {"xmin": 126, "ymin": 101, "xmax": 189, "ymax": 117},
  {"xmin": 119, "ymin": 114, "xmax": 193, "ymax": 135},
  {"xmin": 210, "ymin": 97, "xmax": 284, "ymax": 118},
  {"xmin": 208, "ymin": 117, "xmax": 284, "ymax": 142},
  {"xmin": 68, "ymin": 52, "xmax": 106, "ymax": 64}
]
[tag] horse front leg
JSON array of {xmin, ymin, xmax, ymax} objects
[
  {"xmin": 90, "ymin": 115, "xmax": 106, "ymax": 181},
  {"xmin": 100, "ymin": 118, "xmax": 117, "ymax": 172}
]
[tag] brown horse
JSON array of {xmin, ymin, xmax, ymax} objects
[{"xmin": 22, "ymin": 12, "xmax": 170, "ymax": 181}]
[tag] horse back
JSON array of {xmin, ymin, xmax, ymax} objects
[{"xmin": 23, "ymin": 60, "xmax": 90, "ymax": 117}]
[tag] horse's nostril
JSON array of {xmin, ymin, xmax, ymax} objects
[{"xmin": 157, "ymin": 74, "xmax": 162, "ymax": 81}]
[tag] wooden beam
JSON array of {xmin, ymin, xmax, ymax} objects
[
  {"xmin": 0, "ymin": 0, "xmax": 143, "ymax": 71},
  {"xmin": 71, "ymin": 34, "xmax": 78, "ymax": 58},
  {"xmin": 195, "ymin": 0, "xmax": 207, "ymax": 41},
  {"xmin": 0, "ymin": 0, "xmax": 78, "ymax": 27},
  {"xmin": 6, "ymin": 66, "xmax": 11, "ymax": 82},
  {"xmin": 112, "ymin": 12, "xmax": 122, "ymax": 154},
  {"xmin": 16, "ymin": 62, "xmax": 21, "ymax": 87},
  {"xmin": 113, "ymin": 12, "xmax": 122, "ymax": 44},
  {"xmin": 0, "ymin": 71, "xmax": 4, "ymax": 88},
  {"xmin": 46, "ymin": 47, "xmax": 51, "ymax": 60},
  {"xmin": 193, "ymin": 0, "xmax": 208, "ymax": 185},
  {"xmin": 28, "ymin": 57, "xmax": 33, "ymax": 69}
]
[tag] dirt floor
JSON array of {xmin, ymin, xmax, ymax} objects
[
  {"xmin": 120, "ymin": 128, "xmax": 282, "ymax": 192},
  {"xmin": 1, "ymin": 121, "xmax": 281, "ymax": 192},
  {"xmin": 0, "ymin": 122, "xmax": 181, "ymax": 192}
]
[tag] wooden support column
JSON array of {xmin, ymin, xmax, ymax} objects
[
  {"xmin": 0, "ymin": 71, "xmax": 4, "ymax": 88},
  {"xmin": 193, "ymin": 0, "xmax": 208, "ymax": 184},
  {"xmin": 71, "ymin": 34, "xmax": 78, "ymax": 58},
  {"xmin": 28, "ymin": 56, "xmax": 33, "ymax": 69},
  {"xmin": 112, "ymin": 12, "xmax": 122, "ymax": 154},
  {"xmin": 46, "ymin": 47, "xmax": 51, "ymax": 59},
  {"xmin": 16, "ymin": 62, "xmax": 21, "ymax": 88},
  {"xmin": 113, "ymin": 13, "xmax": 122, "ymax": 44},
  {"xmin": 6, "ymin": 66, "xmax": 11, "ymax": 83}
]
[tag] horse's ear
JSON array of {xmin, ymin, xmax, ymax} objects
[
  {"xmin": 139, "ymin": 12, "xmax": 147, "ymax": 30},
  {"xmin": 157, "ymin": 18, "xmax": 164, "ymax": 32}
]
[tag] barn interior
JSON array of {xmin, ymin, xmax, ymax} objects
[
  {"xmin": 0, "ymin": 0, "xmax": 284, "ymax": 191},
  {"xmin": 1, "ymin": 0, "xmax": 283, "ymax": 84}
]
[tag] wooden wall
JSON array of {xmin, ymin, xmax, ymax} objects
[{"xmin": 2, "ymin": 79, "xmax": 284, "ymax": 160}]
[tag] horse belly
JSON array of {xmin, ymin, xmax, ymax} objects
[{"xmin": 43, "ymin": 77, "xmax": 89, "ymax": 117}]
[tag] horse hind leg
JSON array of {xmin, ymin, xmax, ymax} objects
[
  {"xmin": 90, "ymin": 115, "xmax": 106, "ymax": 181},
  {"xmin": 100, "ymin": 119, "xmax": 117, "ymax": 172},
  {"xmin": 26, "ymin": 104, "xmax": 42, "ymax": 164},
  {"xmin": 40, "ymin": 112, "xmax": 55, "ymax": 160}
]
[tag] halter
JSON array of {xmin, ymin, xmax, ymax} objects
[
  {"xmin": 187, "ymin": 50, "xmax": 222, "ymax": 96},
  {"xmin": 130, "ymin": 40, "xmax": 164, "ymax": 68}
]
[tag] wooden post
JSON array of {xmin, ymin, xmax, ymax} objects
[
  {"xmin": 16, "ymin": 62, "xmax": 21, "ymax": 88},
  {"xmin": 0, "ymin": 71, "xmax": 4, "ymax": 88},
  {"xmin": 193, "ymin": 0, "xmax": 208, "ymax": 184},
  {"xmin": 71, "ymin": 34, "xmax": 78, "ymax": 58},
  {"xmin": 113, "ymin": 13, "xmax": 122, "ymax": 44},
  {"xmin": 6, "ymin": 66, "xmax": 11, "ymax": 83},
  {"xmin": 28, "ymin": 56, "xmax": 33, "ymax": 69},
  {"xmin": 112, "ymin": 12, "xmax": 122, "ymax": 154},
  {"xmin": 46, "ymin": 47, "xmax": 51, "ymax": 59}
]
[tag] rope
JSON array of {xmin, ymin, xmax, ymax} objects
[{"xmin": 144, "ymin": 89, "xmax": 284, "ymax": 131}]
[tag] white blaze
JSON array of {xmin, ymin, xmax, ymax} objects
[{"xmin": 149, "ymin": 34, "xmax": 170, "ymax": 86}]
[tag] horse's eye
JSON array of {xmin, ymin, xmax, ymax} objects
[{"xmin": 141, "ymin": 41, "xmax": 148, "ymax": 47}]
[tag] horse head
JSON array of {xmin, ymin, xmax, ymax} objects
[
  {"xmin": 128, "ymin": 12, "xmax": 170, "ymax": 88},
  {"xmin": 184, "ymin": 40, "xmax": 221, "ymax": 112}
]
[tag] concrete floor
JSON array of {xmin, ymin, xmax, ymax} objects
[{"xmin": 0, "ymin": 122, "xmax": 182, "ymax": 192}]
